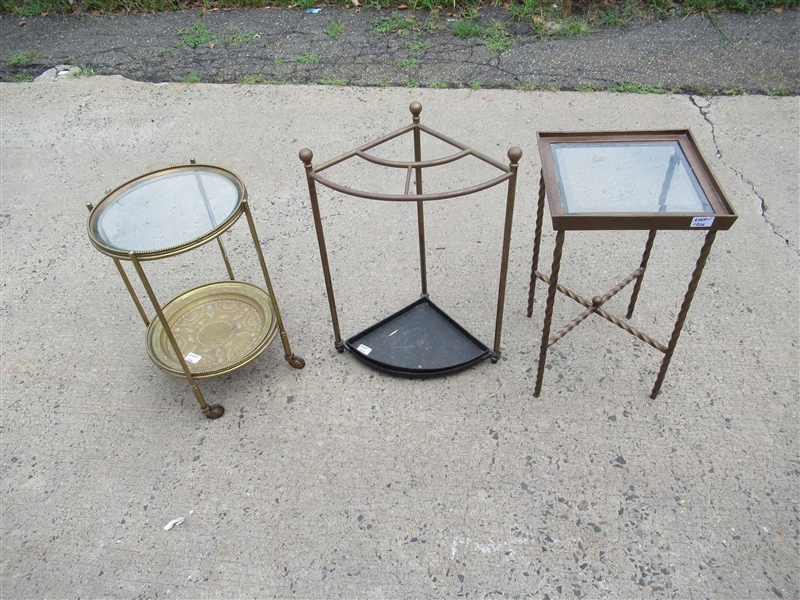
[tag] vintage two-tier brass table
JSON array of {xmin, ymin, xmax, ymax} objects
[
  {"xmin": 87, "ymin": 162, "xmax": 304, "ymax": 419},
  {"xmin": 528, "ymin": 131, "xmax": 736, "ymax": 398}
]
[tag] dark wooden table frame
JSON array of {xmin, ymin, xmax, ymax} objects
[{"xmin": 528, "ymin": 130, "xmax": 737, "ymax": 398}]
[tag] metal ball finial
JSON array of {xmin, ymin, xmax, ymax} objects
[
  {"xmin": 507, "ymin": 147, "xmax": 522, "ymax": 163},
  {"xmin": 299, "ymin": 148, "xmax": 313, "ymax": 164},
  {"xmin": 409, "ymin": 101, "xmax": 422, "ymax": 117},
  {"xmin": 592, "ymin": 296, "xmax": 603, "ymax": 306}
]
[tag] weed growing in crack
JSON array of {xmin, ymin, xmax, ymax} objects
[
  {"xmin": 372, "ymin": 14, "xmax": 416, "ymax": 35},
  {"xmin": 430, "ymin": 81, "xmax": 447, "ymax": 88},
  {"xmin": 576, "ymin": 82, "xmax": 602, "ymax": 91},
  {"xmin": 317, "ymin": 78, "xmax": 347, "ymax": 85},
  {"xmin": 405, "ymin": 80, "xmax": 420, "ymax": 88},
  {"xmin": 325, "ymin": 21, "xmax": 345, "ymax": 37},
  {"xmin": 469, "ymin": 80, "xmax": 481, "ymax": 89},
  {"xmin": 10, "ymin": 71, "xmax": 34, "ymax": 82},
  {"xmin": 294, "ymin": 53, "xmax": 319, "ymax": 64},
  {"xmin": 240, "ymin": 75, "xmax": 264, "ymax": 84},
  {"xmin": 607, "ymin": 79, "xmax": 671, "ymax": 93},
  {"xmin": 177, "ymin": 21, "xmax": 214, "ymax": 49},
  {"xmin": 451, "ymin": 15, "xmax": 483, "ymax": 38},
  {"xmin": 181, "ymin": 74, "xmax": 202, "ymax": 83},
  {"xmin": 408, "ymin": 40, "xmax": 430, "ymax": 52},
  {"xmin": 513, "ymin": 82, "xmax": 537, "ymax": 90},
  {"xmin": 484, "ymin": 21, "xmax": 515, "ymax": 51},
  {"xmin": 70, "ymin": 67, "xmax": 95, "ymax": 77},
  {"xmin": 394, "ymin": 58, "xmax": 420, "ymax": 68},
  {"xmin": 220, "ymin": 30, "xmax": 258, "ymax": 46},
  {"xmin": 4, "ymin": 50, "xmax": 39, "ymax": 65}
]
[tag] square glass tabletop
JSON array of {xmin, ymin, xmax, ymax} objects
[{"xmin": 537, "ymin": 131, "xmax": 737, "ymax": 231}]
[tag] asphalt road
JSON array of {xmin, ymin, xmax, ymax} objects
[{"xmin": 1, "ymin": 7, "xmax": 798, "ymax": 91}]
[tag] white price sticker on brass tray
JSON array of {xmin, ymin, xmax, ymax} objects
[
  {"xmin": 184, "ymin": 352, "xmax": 202, "ymax": 364},
  {"xmin": 691, "ymin": 216, "xmax": 715, "ymax": 228},
  {"xmin": 356, "ymin": 344, "xmax": 372, "ymax": 356}
]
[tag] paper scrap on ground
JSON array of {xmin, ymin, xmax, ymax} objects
[{"xmin": 163, "ymin": 517, "xmax": 185, "ymax": 531}]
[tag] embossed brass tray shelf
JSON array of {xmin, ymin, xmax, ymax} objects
[
  {"xmin": 87, "ymin": 162, "xmax": 304, "ymax": 419},
  {"xmin": 528, "ymin": 130, "xmax": 737, "ymax": 398},
  {"xmin": 301, "ymin": 102, "xmax": 521, "ymax": 376}
]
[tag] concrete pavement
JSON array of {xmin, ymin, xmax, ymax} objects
[{"xmin": 1, "ymin": 79, "xmax": 798, "ymax": 598}]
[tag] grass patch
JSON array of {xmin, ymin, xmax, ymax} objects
[
  {"xmin": 372, "ymin": 13, "xmax": 415, "ymax": 35},
  {"xmin": 220, "ymin": 30, "xmax": 258, "ymax": 46},
  {"xmin": 10, "ymin": 71, "xmax": 34, "ymax": 82},
  {"xmin": 1, "ymin": 0, "xmax": 796, "ymax": 20},
  {"xmin": 177, "ymin": 21, "xmax": 214, "ymax": 48},
  {"xmin": 484, "ymin": 21, "xmax": 515, "ymax": 51},
  {"xmin": 451, "ymin": 15, "xmax": 483, "ymax": 38},
  {"xmin": 407, "ymin": 40, "xmax": 430, "ymax": 52},
  {"xmin": 405, "ymin": 80, "xmax": 420, "ymax": 88},
  {"xmin": 181, "ymin": 74, "xmax": 202, "ymax": 82},
  {"xmin": 70, "ymin": 66, "xmax": 95, "ymax": 77},
  {"xmin": 559, "ymin": 18, "xmax": 594, "ymax": 35},
  {"xmin": 394, "ymin": 57, "xmax": 419, "ymax": 67},
  {"xmin": 412, "ymin": 0, "xmax": 441, "ymax": 9},
  {"xmin": 317, "ymin": 78, "xmax": 347, "ymax": 85},
  {"xmin": 451, "ymin": 16, "xmax": 515, "ymax": 52},
  {"xmin": 324, "ymin": 21, "xmax": 345, "ymax": 37},
  {"xmin": 721, "ymin": 87, "xmax": 746, "ymax": 95},
  {"xmin": 469, "ymin": 80, "xmax": 481, "ymax": 89},
  {"xmin": 429, "ymin": 81, "xmax": 447, "ymax": 88},
  {"xmin": 763, "ymin": 87, "xmax": 791, "ymax": 96},
  {"xmin": 239, "ymin": 74, "xmax": 264, "ymax": 84},
  {"xmin": 513, "ymin": 82, "xmax": 537, "ymax": 90},
  {"xmin": 294, "ymin": 53, "xmax": 319, "ymax": 64},
  {"xmin": 4, "ymin": 50, "xmax": 39, "ymax": 65},
  {"xmin": 608, "ymin": 78, "xmax": 672, "ymax": 93}
]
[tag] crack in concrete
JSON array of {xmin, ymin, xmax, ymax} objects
[{"xmin": 690, "ymin": 95, "xmax": 795, "ymax": 255}]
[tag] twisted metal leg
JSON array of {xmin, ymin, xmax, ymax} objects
[
  {"xmin": 534, "ymin": 230, "xmax": 565, "ymax": 397},
  {"xmin": 626, "ymin": 230, "xmax": 657, "ymax": 319},
  {"xmin": 651, "ymin": 230, "xmax": 717, "ymax": 398},
  {"xmin": 527, "ymin": 171, "xmax": 547, "ymax": 317}
]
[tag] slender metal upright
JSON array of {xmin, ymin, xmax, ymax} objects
[
  {"xmin": 650, "ymin": 230, "xmax": 717, "ymax": 398},
  {"xmin": 410, "ymin": 102, "xmax": 428, "ymax": 296},
  {"xmin": 242, "ymin": 199, "xmax": 305, "ymax": 369},
  {"xmin": 491, "ymin": 147, "xmax": 522, "ymax": 360},
  {"xmin": 129, "ymin": 252, "xmax": 219, "ymax": 417},
  {"xmin": 301, "ymin": 148, "xmax": 344, "ymax": 352}
]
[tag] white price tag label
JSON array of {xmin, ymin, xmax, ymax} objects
[
  {"xmin": 356, "ymin": 344, "xmax": 372, "ymax": 356},
  {"xmin": 184, "ymin": 352, "xmax": 202, "ymax": 364},
  {"xmin": 691, "ymin": 216, "xmax": 715, "ymax": 228}
]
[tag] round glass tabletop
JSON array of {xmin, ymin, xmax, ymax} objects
[{"xmin": 88, "ymin": 165, "xmax": 245, "ymax": 258}]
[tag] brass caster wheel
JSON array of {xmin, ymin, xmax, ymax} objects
[
  {"xmin": 203, "ymin": 404, "xmax": 225, "ymax": 419},
  {"xmin": 285, "ymin": 354, "xmax": 306, "ymax": 369}
]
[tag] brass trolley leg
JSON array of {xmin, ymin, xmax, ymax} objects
[
  {"xmin": 86, "ymin": 203, "xmax": 150, "ymax": 327},
  {"xmin": 411, "ymin": 102, "xmax": 428, "ymax": 297},
  {"xmin": 650, "ymin": 230, "xmax": 717, "ymax": 399},
  {"xmin": 301, "ymin": 148, "xmax": 345, "ymax": 352},
  {"xmin": 534, "ymin": 230, "xmax": 565, "ymax": 397},
  {"xmin": 626, "ymin": 229, "xmax": 657, "ymax": 319},
  {"xmin": 129, "ymin": 253, "xmax": 224, "ymax": 419},
  {"xmin": 527, "ymin": 170, "xmax": 547, "ymax": 317},
  {"xmin": 491, "ymin": 147, "xmax": 522, "ymax": 362},
  {"xmin": 242, "ymin": 199, "xmax": 305, "ymax": 369},
  {"xmin": 216, "ymin": 238, "xmax": 235, "ymax": 281}
]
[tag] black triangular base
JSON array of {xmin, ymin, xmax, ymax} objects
[{"xmin": 344, "ymin": 297, "xmax": 490, "ymax": 378}]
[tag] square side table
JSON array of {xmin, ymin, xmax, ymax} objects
[{"xmin": 528, "ymin": 130, "xmax": 737, "ymax": 398}]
